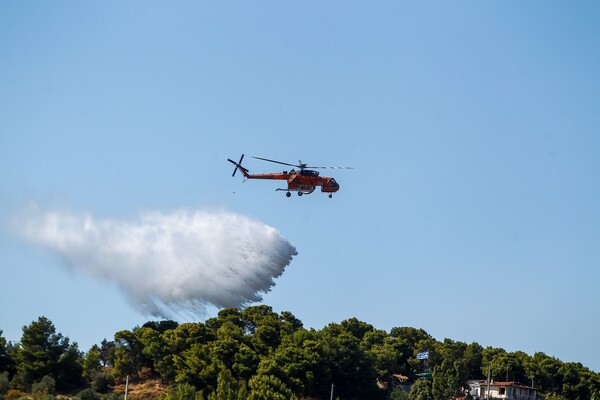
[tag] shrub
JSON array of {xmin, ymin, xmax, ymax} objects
[
  {"xmin": 91, "ymin": 373, "xmax": 115, "ymax": 394},
  {"xmin": 100, "ymin": 394, "xmax": 121, "ymax": 400},
  {"xmin": 9, "ymin": 373, "xmax": 27, "ymax": 392},
  {"xmin": 32, "ymin": 376, "xmax": 56, "ymax": 396},
  {"xmin": 0, "ymin": 372, "xmax": 9, "ymax": 394},
  {"xmin": 160, "ymin": 383, "xmax": 198, "ymax": 400},
  {"xmin": 389, "ymin": 387, "xmax": 410, "ymax": 400},
  {"xmin": 76, "ymin": 388, "xmax": 101, "ymax": 400},
  {"xmin": 5, "ymin": 389, "xmax": 28, "ymax": 400}
]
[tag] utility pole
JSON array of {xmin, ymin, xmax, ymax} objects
[
  {"xmin": 124, "ymin": 375, "xmax": 129, "ymax": 400},
  {"xmin": 529, "ymin": 375, "xmax": 536, "ymax": 400},
  {"xmin": 330, "ymin": 383, "xmax": 334, "ymax": 400},
  {"xmin": 486, "ymin": 364, "xmax": 491, "ymax": 400}
]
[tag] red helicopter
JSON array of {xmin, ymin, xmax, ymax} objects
[{"xmin": 228, "ymin": 154, "xmax": 351, "ymax": 198}]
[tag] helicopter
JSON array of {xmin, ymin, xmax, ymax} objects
[{"xmin": 227, "ymin": 154, "xmax": 351, "ymax": 198}]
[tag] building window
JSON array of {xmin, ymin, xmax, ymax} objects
[{"xmin": 499, "ymin": 388, "xmax": 506, "ymax": 395}]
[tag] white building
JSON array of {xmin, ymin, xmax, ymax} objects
[{"xmin": 468, "ymin": 381, "xmax": 538, "ymax": 400}]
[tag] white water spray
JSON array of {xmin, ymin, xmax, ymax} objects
[{"xmin": 17, "ymin": 208, "xmax": 297, "ymax": 318}]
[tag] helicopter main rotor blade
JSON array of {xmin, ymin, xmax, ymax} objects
[
  {"xmin": 304, "ymin": 165, "xmax": 354, "ymax": 170},
  {"xmin": 253, "ymin": 156, "xmax": 353, "ymax": 170},
  {"xmin": 252, "ymin": 156, "xmax": 299, "ymax": 168}
]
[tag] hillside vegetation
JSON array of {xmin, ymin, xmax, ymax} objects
[{"xmin": 1, "ymin": 306, "xmax": 598, "ymax": 400}]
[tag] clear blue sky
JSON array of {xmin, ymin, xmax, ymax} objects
[{"xmin": 1, "ymin": 2, "xmax": 599, "ymax": 372}]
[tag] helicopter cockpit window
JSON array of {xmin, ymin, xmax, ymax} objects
[{"xmin": 329, "ymin": 179, "xmax": 337, "ymax": 185}]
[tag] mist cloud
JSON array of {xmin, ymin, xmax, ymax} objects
[{"xmin": 17, "ymin": 208, "xmax": 297, "ymax": 318}]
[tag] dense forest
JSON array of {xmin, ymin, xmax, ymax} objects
[{"xmin": 1, "ymin": 306, "xmax": 599, "ymax": 400}]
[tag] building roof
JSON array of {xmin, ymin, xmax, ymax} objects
[{"xmin": 469, "ymin": 381, "xmax": 536, "ymax": 390}]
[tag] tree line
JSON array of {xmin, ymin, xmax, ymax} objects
[{"xmin": 1, "ymin": 306, "xmax": 599, "ymax": 400}]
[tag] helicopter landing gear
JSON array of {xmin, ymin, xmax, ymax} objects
[
  {"xmin": 286, "ymin": 192, "xmax": 291, "ymax": 198},
  {"xmin": 329, "ymin": 194, "xmax": 333, "ymax": 198}
]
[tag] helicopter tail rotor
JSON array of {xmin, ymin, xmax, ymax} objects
[{"xmin": 228, "ymin": 154, "xmax": 249, "ymax": 178}]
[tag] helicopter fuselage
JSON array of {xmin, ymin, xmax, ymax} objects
[{"xmin": 244, "ymin": 170, "xmax": 339, "ymax": 195}]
